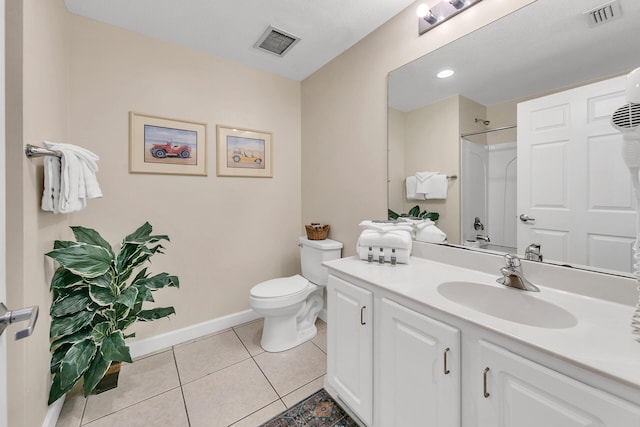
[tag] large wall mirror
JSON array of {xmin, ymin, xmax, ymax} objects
[{"xmin": 388, "ymin": 0, "xmax": 640, "ymax": 276}]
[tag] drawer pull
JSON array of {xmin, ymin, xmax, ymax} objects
[
  {"xmin": 443, "ymin": 347, "xmax": 451, "ymax": 375},
  {"xmin": 483, "ymin": 367, "xmax": 491, "ymax": 398},
  {"xmin": 360, "ymin": 306, "xmax": 366, "ymax": 325}
]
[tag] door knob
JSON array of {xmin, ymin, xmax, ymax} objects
[
  {"xmin": 0, "ymin": 302, "xmax": 39, "ymax": 340},
  {"xmin": 519, "ymin": 214, "xmax": 535, "ymax": 223}
]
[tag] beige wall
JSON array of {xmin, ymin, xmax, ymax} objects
[
  {"xmin": 404, "ymin": 96, "xmax": 460, "ymax": 242},
  {"xmin": 387, "ymin": 107, "xmax": 405, "ymax": 214},
  {"xmin": 388, "ymin": 94, "xmax": 487, "ymax": 244},
  {"xmin": 8, "ymin": 2, "xmax": 302, "ymax": 425},
  {"xmin": 301, "ymin": 0, "xmax": 535, "ymax": 255},
  {"xmin": 67, "ymin": 15, "xmax": 302, "ymax": 338}
]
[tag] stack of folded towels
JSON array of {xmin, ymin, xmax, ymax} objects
[
  {"xmin": 357, "ymin": 221, "xmax": 413, "ymax": 264},
  {"xmin": 406, "ymin": 171, "xmax": 448, "ymax": 200},
  {"xmin": 41, "ymin": 141, "xmax": 103, "ymax": 214},
  {"xmin": 356, "ymin": 218, "xmax": 448, "ymax": 264},
  {"xmin": 400, "ymin": 218, "xmax": 448, "ymax": 244}
]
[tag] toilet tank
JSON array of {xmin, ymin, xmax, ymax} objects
[{"xmin": 299, "ymin": 236, "xmax": 343, "ymax": 286}]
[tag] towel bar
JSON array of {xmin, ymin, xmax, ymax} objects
[
  {"xmin": 447, "ymin": 175, "xmax": 458, "ymax": 180},
  {"xmin": 25, "ymin": 144, "xmax": 62, "ymax": 158}
]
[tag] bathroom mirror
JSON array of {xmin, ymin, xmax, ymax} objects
[{"xmin": 388, "ymin": 0, "xmax": 640, "ymax": 276}]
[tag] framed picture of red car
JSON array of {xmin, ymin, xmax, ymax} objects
[
  {"xmin": 216, "ymin": 125, "xmax": 272, "ymax": 178},
  {"xmin": 129, "ymin": 112, "xmax": 207, "ymax": 176}
]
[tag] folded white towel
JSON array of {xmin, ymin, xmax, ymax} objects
[
  {"xmin": 358, "ymin": 229, "xmax": 413, "ymax": 250},
  {"xmin": 42, "ymin": 141, "xmax": 103, "ymax": 214},
  {"xmin": 359, "ymin": 220, "xmax": 414, "ymax": 234},
  {"xmin": 415, "ymin": 224, "xmax": 447, "ymax": 244},
  {"xmin": 41, "ymin": 155, "xmax": 61, "ymax": 213},
  {"xmin": 424, "ymin": 173, "xmax": 448, "ymax": 199},
  {"xmin": 415, "ymin": 171, "xmax": 437, "ymax": 194},
  {"xmin": 405, "ymin": 176, "xmax": 426, "ymax": 200}
]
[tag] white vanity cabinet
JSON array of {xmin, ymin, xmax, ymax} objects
[
  {"xmin": 378, "ymin": 298, "xmax": 461, "ymax": 426},
  {"xmin": 476, "ymin": 340, "xmax": 640, "ymax": 427},
  {"xmin": 324, "ymin": 258, "xmax": 640, "ymax": 427},
  {"xmin": 326, "ymin": 274, "xmax": 373, "ymax": 425}
]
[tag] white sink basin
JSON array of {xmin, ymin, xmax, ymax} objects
[{"xmin": 437, "ymin": 281, "xmax": 578, "ymax": 329}]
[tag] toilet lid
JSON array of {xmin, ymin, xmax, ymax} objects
[{"xmin": 250, "ymin": 275, "xmax": 309, "ymax": 298}]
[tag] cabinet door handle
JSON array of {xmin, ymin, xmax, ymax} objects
[
  {"xmin": 360, "ymin": 306, "xmax": 366, "ymax": 325},
  {"xmin": 443, "ymin": 347, "xmax": 451, "ymax": 375},
  {"xmin": 483, "ymin": 367, "xmax": 491, "ymax": 398}
]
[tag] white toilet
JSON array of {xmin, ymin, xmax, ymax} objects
[{"xmin": 249, "ymin": 236, "xmax": 343, "ymax": 352}]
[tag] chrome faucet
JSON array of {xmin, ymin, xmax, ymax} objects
[
  {"xmin": 476, "ymin": 234, "xmax": 490, "ymax": 243},
  {"xmin": 497, "ymin": 254, "xmax": 539, "ymax": 292},
  {"xmin": 524, "ymin": 242, "xmax": 543, "ymax": 262}
]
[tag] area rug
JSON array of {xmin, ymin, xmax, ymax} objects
[{"xmin": 259, "ymin": 388, "xmax": 358, "ymax": 426}]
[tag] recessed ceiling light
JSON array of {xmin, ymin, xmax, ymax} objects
[{"xmin": 437, "ymin": 69, "xmax": 455, "ymax": 78}]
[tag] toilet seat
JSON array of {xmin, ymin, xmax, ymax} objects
[{"xmin": 250, "ymin": 274, "xmax": 310, "ymax": 299}]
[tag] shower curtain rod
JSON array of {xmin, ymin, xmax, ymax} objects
[{"xmin": 461, "ymin": 125, "xmax": 516, "ymax": 138}]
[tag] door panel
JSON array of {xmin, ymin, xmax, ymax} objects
[
  {"xmin": 517, "ymin": 75, "xmax": 634, "ymax": 272},
  {"xmin": 1, "ymin": 2, "xmax": 7, "ymax": 425}
]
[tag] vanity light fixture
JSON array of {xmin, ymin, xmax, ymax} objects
[{"xmin": 418, "ymin": 0, "xmax": 483, "ymax": 36}]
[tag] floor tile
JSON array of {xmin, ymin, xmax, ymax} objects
[
  {"xmin": 55, "ymin": 383, "xmax": 85, "ymax": 427},
  {"xmin": 316, "ymin": 318, "xmax": 327, "ymax": 330},
  {"xmin": 282, "ymin": 375, "xmax": 326, "ymax": 408},
  {"xmin": 82, "ymin": 350, "xmax": 180, "ymax": 424},
  {"xmin": 82, "ymin": 388, "xmax": 188, "ymax": 427},
  {"xmin": 174, "ymin": 330, "xmax": 250, "ymax": 384},
  {"xmin": 182, "ymin": 358, "xmax": 279, "ymax": 427},
  {"xmin": 311, "ymin": 326, "xmax": 327, "ymax": 353},
  {"xmin": 233, "ymin": 318, "xmax": 265, "ymax": 356},
  {"xmin": 229, "ymin": 400, "xmax": 287, "ymax": 427},
  {"xmin": 254, "ymin": 341, "xmax": 327, "ymax": 397}
]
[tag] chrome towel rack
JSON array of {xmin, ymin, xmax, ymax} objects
[
  {"xmin": 446, "ymin": 175, "xmax": 458, "ymax": 180},
  {"xmin": 25, "ymin": 144, "xmax": 62, "ymax": 158}
]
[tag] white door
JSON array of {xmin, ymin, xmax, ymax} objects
[
  {"xmin": 517, "ymin": 76, "xmax": 636, "ymax": 272},
  {"xmin": 378, "ymin": 298, "xmax": 460, "ymax": 426},
  {"xmin": 1, "ymin": 1, "xmax": 8, "ymax": 424},
  {"xmin": 326, "ymin": 275, "xmax": 373, "ymax": 426}
]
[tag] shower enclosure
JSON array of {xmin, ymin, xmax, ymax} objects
[{"xmin": 460, "ymin": 137, "xmax": 517, "ymax": 252}]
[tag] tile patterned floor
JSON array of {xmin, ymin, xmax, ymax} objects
[{"xmin": 56, "ymin": 318, "xmax": 328, "ymax": 427}]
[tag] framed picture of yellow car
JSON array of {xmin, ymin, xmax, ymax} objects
[{"xmin": 216, "ymin": 125, "xmax": 272, "ymax": 177}]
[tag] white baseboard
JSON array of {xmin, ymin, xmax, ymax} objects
[
  {"xmin": 43, "ymin": 396, "xmax": 65, "ymax": 427},
  {"xmin": 43, "ymin": 309, "xmax": 262, "ymax": 427},
  {"xmin": 129, "ymin": 309, "xmax": 262, "ymax": 359},
  {"xmin": 318, "ymin": 308, "xmax": 328, "ymax": 324}
]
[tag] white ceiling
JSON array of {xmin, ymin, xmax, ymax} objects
[
  {"xmin": 64, "ymin": 0, "xmax": 415, "ymax": 81},
  {"xmin": 389, "ymin": 0, "xmax": 640, "ymax": 111}
]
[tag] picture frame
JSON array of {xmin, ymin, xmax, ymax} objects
[
  {"xmin": 216, "ymin": 125, "xmax": 272, "ymax": 178},
  {"xmin": 129, "ymin": 112, "xmax": 207, "ymax": 176}
]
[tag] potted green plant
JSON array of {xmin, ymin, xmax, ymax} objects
[
  {"xmin": 388, "ymin": 205, "xmax": 439, "ymax": 221},
  {"xmin": 46, "ymin": 222, "xmax": 179, "ymax": 404}
]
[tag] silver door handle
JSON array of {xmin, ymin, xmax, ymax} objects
[
  {"xmin": 0, "ymin": 302, "xmax": 39, "ymax": 340},
  {"xmin": 519, "ymin": 214, "xmax": 535, "ymax": 223}
]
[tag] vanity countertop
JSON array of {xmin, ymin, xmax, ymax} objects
[{"xmin": 324, "ymin": 256, "xmax": 640, "ymax": 391}]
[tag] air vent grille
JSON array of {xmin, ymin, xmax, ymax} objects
[
  {"xmin": 254, "ymin": 26, "xmax": 300, "ymax": 57},
  {"xmin": 611, "ymin": 103, "xmax": 640, "ymax": 130},
  {"xmin": 585, "ymin": 0, "xmax": 622, "ymax": 27}
]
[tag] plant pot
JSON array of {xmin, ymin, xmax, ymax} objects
[{"xmin": 94, "ymin": 362, "xmax": 121, "ymax": 394}]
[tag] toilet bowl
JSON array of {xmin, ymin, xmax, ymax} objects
[{"xmin": 248, "ymin": 237, "xmax": 342, "ymax": 352}]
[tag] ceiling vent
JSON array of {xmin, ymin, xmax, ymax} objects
[
  {"xmin": 585, "ymin": 0, "xmax": 622, "ymax": 27},
  {"xmin": 254, "ymin": 26, "xmax": 300, "ymax": 57}
]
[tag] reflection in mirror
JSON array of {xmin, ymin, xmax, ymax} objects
[{"xmin": 388, "ymin": 0, "xmax": 640, "ymax": 276}]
